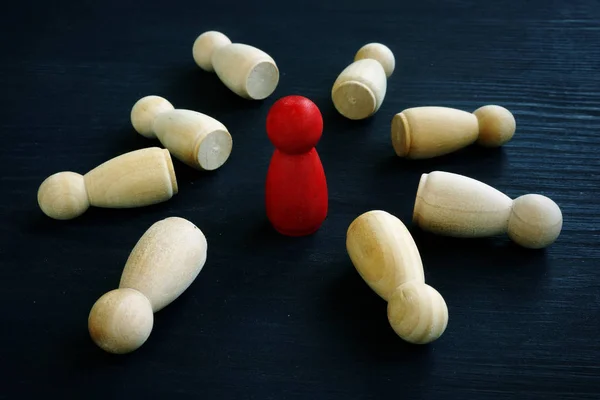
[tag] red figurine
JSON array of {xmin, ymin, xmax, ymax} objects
[{"xmin": 265, "ymin": 95, "xmax": 328, "ymax": 236}]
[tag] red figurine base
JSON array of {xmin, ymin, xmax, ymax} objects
[{"xmin": 265, "ymin": 95, "xmax": 328, "ymax": 237}]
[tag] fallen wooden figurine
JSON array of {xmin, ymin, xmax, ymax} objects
[
  {"xmin": 193, "ymin": 30, "xmax": 279, "ymax": 100},
  {"xmin": 37, "ymin": 147, "xmax": 178, "ymax": 220},
  {"xmin": 392, "ymin": 105, "xmax": 516, "ymax": 158},
  {"xmin": 346, "ymin": 210, "xmax": 449, "ymax": 344},
  {"xmin": 413, "ymin": 171, "xmax": 563, "ymax": 249},
  {"xmin": 332, "ymin": 42, "xmax": 395, "ymax": 120},
  {"xmin": 131, "ymin": 95, "xmax": 233, "ymax": 171},
  {"xmin": 88, "ymin": 217, "xmax": 208, "ymax": 354}
]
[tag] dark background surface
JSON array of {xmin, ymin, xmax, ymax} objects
[{"xmin": 1, "ymin": 0, "xmax": 599, "ymax": 398}]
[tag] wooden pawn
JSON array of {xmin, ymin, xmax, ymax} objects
[
  {"xmin": 392, "ymin": 105, "xmax": 516, "ymax": 159},
  {"xmin": 346, "ymin": 210, "xmax": 448, "ymax": 344},
  {"xmin": 88, "ymin": 217, "xmax": 208, "ymax": 354},
  {"xmin": 37, "ymin": 147, "xmax": 177, "ymax": 220},
  {"xmin": 413, "ymin": 171, "xmax": 563, "ymax": 249},
  {"xmin": 131, "ymin": 95, "xmax": 233, "ymax": 171},
  {"xmin": 192, "ymin": 31, "xmax": 279, "ymax": 100},
  {"xmin": 332, "ymin": 43, "xmax": 395, "ymax": 120}
]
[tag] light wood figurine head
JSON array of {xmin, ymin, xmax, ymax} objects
[
  {"xmin": 130, "ymin": 95, "xmax": 175, "ymax": 139},
  {"xmin": 37, "ymin": 171, "xmax": 90, "ymax": 220},
  {"xmin": 508, "ymin": 194, "xmax": 563, "ymax": 249},
  {"xmin": 473, "ymin": 105, "xmax": 516, "ymax": 147},
  {"xmin": 88, "ymin": 288, "xmax": 154, "ymax": 354}
]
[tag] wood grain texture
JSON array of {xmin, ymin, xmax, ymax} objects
[{"xmin": 1, "ymin": 0, "xmax": 599, "ymax": 399}]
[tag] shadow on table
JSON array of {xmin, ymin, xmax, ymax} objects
[
  {"xmin": 242, "ymin": 218, "xmax": 323, "ymax": 260},
  {"xmin": 411, "ymin": 228, "xmax": 550, "ymax": 298},
  {"xmin": 320, "ymin": 260, "xmax": 436, "ymax": 362},
  {"xmin": 375, "ymin": 144, "xmax": 508, "ymax": 178},
  {"xmin": 160, "ymin": 64, "xmax": 268, "ymax": 119},
  {"xmin": 320, "ymin": 230, "xmax": 550, "ymax": 361}
]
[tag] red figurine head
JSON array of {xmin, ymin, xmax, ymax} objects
[{"xmin": 266, "ymin": 95, "xmax": 323, "ymax": 154}]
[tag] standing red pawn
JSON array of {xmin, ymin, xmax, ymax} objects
[{"xmin": 265, "ymin": 95, "xmax": 328, "ymax": 236}]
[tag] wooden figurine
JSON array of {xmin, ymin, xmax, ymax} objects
[
  {"xmin": 88, "ymin": 217, "xmax": 208, "ymax": 354},
  {"xmin": 392, "ymin": 105, "xmax": 516, "ymax": 159},
  {"xmin": 346, "ymin": 210, "xmax": 448, "ymax": 344},
  {"xmin": 265, "ymin": 95, "xmax": 328, "ymax": 236},
  {"xmin": 332, "ymin": 43, "xmax": 395, "ymax": 120},
  {"xmin": 37, "ymin": 147, "xmax": 177, "ymax": 220},
  {"xmin": 130, "ymin": 95, "xmax": 233, "ymax": 171},
  {"xmin": 413, "ymin": 171, "xmax": 563, "ymax": 248},
  {"xmin": 192, "ymin": 31, "xmax": 279, "ymax": 100}
]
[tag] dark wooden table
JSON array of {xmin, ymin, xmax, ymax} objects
[{"xmin": 2, "ymin": 1, "xmax": 599, "ymax": 398}]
